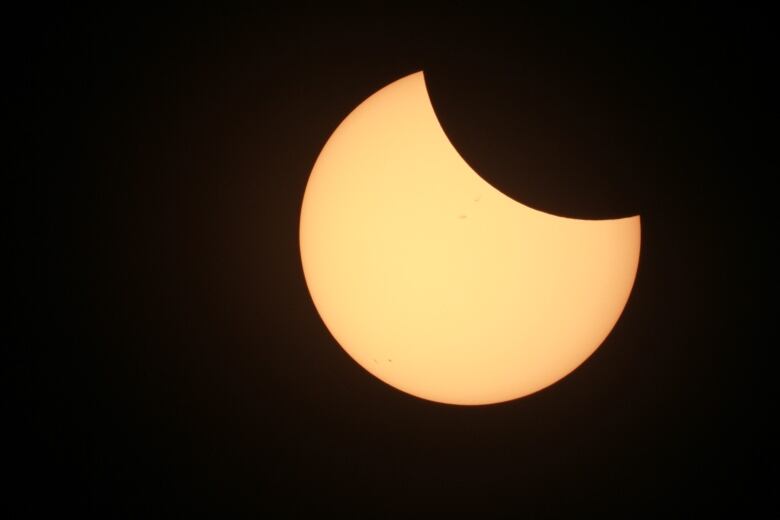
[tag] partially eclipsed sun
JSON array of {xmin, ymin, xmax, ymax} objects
[{"xmin": 299, "ymin": 71, "xmax": 640, "ymax": 405}]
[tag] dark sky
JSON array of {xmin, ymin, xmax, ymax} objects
[{"xmin": 9, "ymin": 5, "xmax": 771, "ymax": 516}]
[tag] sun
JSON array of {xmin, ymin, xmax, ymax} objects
[{"xmin": 299, "ymin": 71, "xmax": 640, "ymax": 405}]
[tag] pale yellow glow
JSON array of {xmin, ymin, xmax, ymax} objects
[{"xmin": 299, "ymin": 71, "xmax": 640, "ymax": 405}]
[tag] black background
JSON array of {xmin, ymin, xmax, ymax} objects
[{"xmin": 9, "ymin": 5, "xmax": 772, "ymax": 516}]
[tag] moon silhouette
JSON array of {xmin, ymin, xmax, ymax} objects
[{"xmin": 299, "ymin": 71, "xmax": 641, "ymax": 405}]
